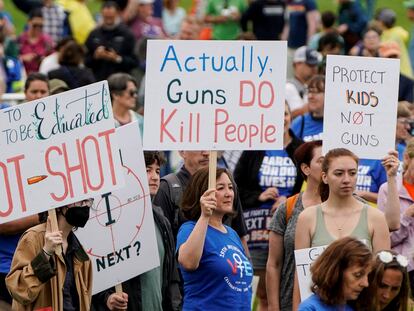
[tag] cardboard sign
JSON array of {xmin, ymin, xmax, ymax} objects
[
  {"xmin": 294, "ymin": 245, "xmax": 327, "ymax": 301},
  {"xmin": 76, "ymin": 122, "xmax": 159, "ymax": 294},
  {"xmin": 323, "ymin": 55, "xmax": 400, "ymax": 159},
  {"xmin": 143, "ymin": 40, "xmax": 286, "ymax": 150},
  {"xmin": 0, "ymin": 81, "xmax": 124, "ymax": 224}
]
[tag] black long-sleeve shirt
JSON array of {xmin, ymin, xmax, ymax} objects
[
  {"xmin": 240, "ymin": 0, "xmax": 285, "ymax": 40},
  {"xmin": 84, "ymin": 24, "xmax": 138, "ymax": 81}
]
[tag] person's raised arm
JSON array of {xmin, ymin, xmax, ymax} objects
[
  {"xmin": 6, "ymin": 218, "xmax": 60, "ymax": 304},
  {"xmin": 380, "ymin": 150, "xmax": 400, "ymax": 230},
  {"xmin": 369, "ymin": 208, "xmax": 391, "ymax": 253},
  {"xmin": 178, "ymin": 189, "xmax": 216, "ymax": 271},
  {"xmin": 0, "ymin": 215, "xmax": 39, "ymax": 235}
]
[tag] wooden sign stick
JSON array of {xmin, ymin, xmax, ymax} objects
[
  {"xmin": 208, "ymin": 151, "xmax": 217, "ymax": 189},
  {"xmin": 47, "ymin": 209, "xmax": 62, "ymax": 256}
]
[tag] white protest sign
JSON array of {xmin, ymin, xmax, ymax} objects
[
  {"xmin": 323, "ymin": 55, "xmax": 400, "ymax": 159},
  {"xmin": 76, "ymin": 122, "xmax": 159, "ymax": 294},
  {"xmin": 0, "ymin": 81, "xmax": 124, "ymax": 224},
  {"xmin": 295, "ymin": 245, "xmax": 327, "ymax": 301},
  {"xmin": 143, "ymin": 40, "xmax": 286, "ymax": 150}
]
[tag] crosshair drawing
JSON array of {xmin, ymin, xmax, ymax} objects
[{"xmin": 85, "ymin": 160, "xmax": 150, "ymax": 258}]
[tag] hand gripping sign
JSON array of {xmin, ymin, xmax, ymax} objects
[
  {"xmin": 76, "ymin": 123, "xmax": 159, "ymax": 294},
  {"xmin": 0, "ymin": 81, "xmax": 124, "ymax": 224},
  {"xmin": 143, "ymin": 40, "xmax": 287, "ymax": 151}
]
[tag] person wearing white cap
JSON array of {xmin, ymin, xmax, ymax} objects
[
  {"xmin": 128, "ymin": 0, "xmax": 166, "ymax": 41},
  {"xmin": 285, "ymin": 46, "xmax": 321, "ymax": 118}
]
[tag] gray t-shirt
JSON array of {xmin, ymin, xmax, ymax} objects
[{"xmin": 268, "ymin": 193, "xmax": 304, "ymax": 311}]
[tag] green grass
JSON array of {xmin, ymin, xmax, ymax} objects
[
  {"xmin": 4, "ymin": 0, "xmax": 413, "ymax": 35},
  {"xmin": 317, "ymin": 0, "xmax": 412, "ymax": 33}
]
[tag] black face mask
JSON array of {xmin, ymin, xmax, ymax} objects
[{"xmin": 64, "ymin": 206, "xmax": 90, "ymax": 228}]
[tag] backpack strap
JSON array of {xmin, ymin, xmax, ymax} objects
[
  {"xmin": 161, "ymin": 174, "xmax": 182, "ymax": 207},
  {"xmin": 286, "ymin": 193, "xmax": 299, "ymax": 223},
  {"xmin": 161, "ymin": 174, "xmax": 183, "ymax": 232}
]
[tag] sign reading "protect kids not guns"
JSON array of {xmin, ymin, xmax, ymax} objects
[
  {"xmin": 0, "ymin": 81, "xmax": 124, "ymax": 224},
  {"xmin": 143, "ymin": 40, "xmax": 287, "ymax": 150},
  {"xmin": 323, "ymin": 55, "xmax": 400, "ymax": 159}
]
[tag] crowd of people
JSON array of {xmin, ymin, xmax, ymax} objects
[{"xmin": 0, "ymin": 0, "xmax": 414, "ymax": 310}]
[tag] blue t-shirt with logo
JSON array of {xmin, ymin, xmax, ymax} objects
[
  {"xmin": 286, "ymin": 0, "xmax": 318, "ymax": 48},
  {"xmin": 177, "ymin": 221, "xmax": 253, "ymax": 311},
  {"xmin": 243, "ymin": 150, "xmax": 297, "ymax": 249},
  {"xmin": 299, "ymin": 294, "xmax": 354, "ymax": 311},
  {"xmin": 291, "ymin": 113, "xmax": 323, "ymax": 142},
  {"xmin": 0, "ymin": 234, "xmax": 21, "ymax": 273},
  {"xmin": 357, "ymin": 159, "xmax": 387, "ymax": 193},
  {"xmin": 259, "ymin": 150, "xmax": 297, "ymax": 202}
]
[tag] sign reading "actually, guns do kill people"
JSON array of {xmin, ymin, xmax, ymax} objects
[
  {"xmin": 143, "ymin": 40, "xmax": 287, "ymax": 150},
  {"xmin": 323, "ymin": 55, "xmax": 400, "ymax": 159},
  {"xmin": 0, "ymin": 81, "xmax": 124, "ymax": 224}
]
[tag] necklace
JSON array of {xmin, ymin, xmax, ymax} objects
[{"xmin": 323, "ymin": 204, "xmax": 358, "ymax": 232}]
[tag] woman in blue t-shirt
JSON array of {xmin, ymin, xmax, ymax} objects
[
  {"xmin": 299, "ymin": 237, "xmax": 372, "ymax": 311},
  {"xmin": 177, "ymin": 167, "xmax": 252, "ymax": 311}
]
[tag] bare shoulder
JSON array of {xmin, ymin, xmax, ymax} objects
[
  {"xmin": 298, "ymin": 204, "xmax": 319, "ymax": 219},
  {"xmin": 296, "ymin": 204, "xmax": 319, "ymax": 231},
  {"xmin": 366, "ymin": 205, "xmax": 388, "ymax": 232},
  {"xmin": 366, "ymin": 205, "xmax": 386, "ymax": 220},
  {"xmin": 295, "ymin": 205, "xmax": 319, "ymax": 249}
]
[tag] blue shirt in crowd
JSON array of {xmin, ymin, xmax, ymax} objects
[
  {"xmin": 286, "ymin": 0, "xmax": 317, "ymax": 49},
  {"xmin": 299, "ymin": 294, "xmax": 355, "ymax": 311},
  {"xmin": 0, "ymin": 234, "xmax": 21, "ymax": 274},
  {"xmin": 177, "ymin": 221, "xmax": 253, "ymax": 311},
  {"xmin": 291, "ymin": 113, "xmax": 323, "ymax": 142},
  {"xmin": 357, "ymin": 159, "xmax": 387, "ymax": 193},
  {"xmin": 259, "ymin": 150, "xmax": 297, "ymax": 201}
]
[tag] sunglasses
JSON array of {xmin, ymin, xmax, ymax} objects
[
  {"xmin": 377, "ymin": 251, "xmax": 408, "ymax": 268},
  {"xmin": 32, "ymin": 23, "xmax": 43, "ymax": 29},
  {"xmin": 128, "ymin": 90, "xmax": 138, "ymax": 97}
]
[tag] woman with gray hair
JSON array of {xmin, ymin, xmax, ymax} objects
[{"xmin": 107, "ymin": 72, "xmax": 144, "ymax": 136}]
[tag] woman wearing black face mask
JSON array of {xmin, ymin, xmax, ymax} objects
[{"xmin": 6, "ymin": 199, "xmax": 93, "ymax": 311}]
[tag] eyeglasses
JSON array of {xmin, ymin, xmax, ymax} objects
[
  {"xmin": 397, "ymin": 118, "xmax": 412, "ymax": 125},
  {"xmin": 32, "ymin": 23, "xmax": 43, "ymax": 29},
  {"xmin": 377, "ymin": 251, "xmax": 409, "ymax": 268},
  {"xmin": 128, "ymin": 90, "xmax": 138, "ymax": 97},
  {"xmin": 305, "ymin": 88, "xmax": 324, "ymax": 95}
]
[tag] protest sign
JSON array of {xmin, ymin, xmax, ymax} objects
[
  {"xmin": 76, "ymin": 122, "xmax": 159, "ymax": 294},
  {"xmin": 323, "ymin": 55, "xmax": 400, "ymax": 159},
  {"xmin": 143, "ymin": 40, "xmax": 287, "ymax": 150},
  {"xmin": 0, "ymin": 81, "xmax": 124, "ymax": 224},
  {"xmin": 295, "ymin": 245, "xmax": 327, "ymax": 301}
]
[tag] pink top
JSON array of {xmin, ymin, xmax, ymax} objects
[
  {"xmin": 129, "ymin": 16, "xmax": 166, "ymax": 41},
  {"xmin": 18, "ymin": 32, "xmax": 54, "ymax": 74},
  {"xmin": 378, "ymin": 176, "xmax": 414, "ymax": 272}
]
